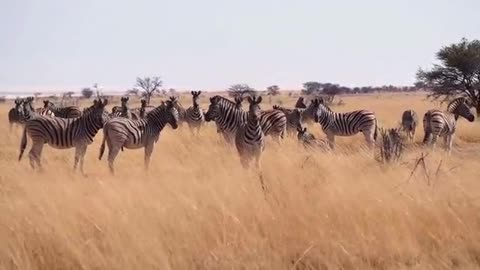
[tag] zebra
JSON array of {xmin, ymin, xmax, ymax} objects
[
  {"xmin": 297, "ymin": 126, "xmax": 329, "ymax": 151},
  {"xmin": 22, "ymin": 97, "xmax": 55, "ymax": 117},
  {"xmin": 295, "ymin": 97, "xmax": 307, "ymax": 109},
  {"xmin": 204, "ymin": 95, "xmax": 287, "ymax": 144},
  {"xmin": 18, "ymin": 99, "xmax": 109, "ymax": 174},
  {"xmin": 309, "ymin": 98, "xmax": 377, "ymax": 149},
  {"xmin": 136, "ymin": 99, "xmax": 155, "ymax": 119},
  {"xmin": 235, "ymin": 96, "xmax": 265, "ymax": 169},
  {"xmin": 165, "ymin": 96, "xmax": 186, "ymax": 126},
  {"xmin": 272, "ymin": 105, "xmax": 304, "ymax": 136},
  {"xmin": 109, "ymin": 96, "xmax": 132, "ymax": 119},
  {"xmin": 8, "ymin": 98, "xmax": 25, "ymax": 130},
  {"xmin": 185, "ymin": 91, "xmax": 205, "ymax": 136},
  {"xmin": 401, "ymin": 110, "xmax": 418, "ymax": 141},
  {"xmin": 98, "ymin": 98, "xmax": 179, "ymax": 174},
  {"xmin": 43, "ymin": 100, "xmax": 82, "ymax": 118},
  {"xmin": 423, "ymin": 98, "xmax": 475, "ymax": 154}
]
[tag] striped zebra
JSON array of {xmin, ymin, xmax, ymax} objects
[
  {"xmin": 98, "ymin": 98, "xmax": 179, "ymax": 174},
  {"xmin": 309, "ymin": 98, "xmax": 377, "ymax": 149},
  {"xmin": 43, "ymin": 100, "xmax": 82, "ymax": 118},
  {"xmin": 401, "ymin": 110, "xmax": 418, "ymax": 141},
  {"xmin": 18, "ymin": 99, "xmax": 109, "ymax": 174},
  {"xmin": 204, "ymin": 95, "xmax": 287, "ymax": 144},
  {"xmin": 272, "ymin": 105, "xmax": 304, "ymax": 136},
  {"xmin": 423, "ymin": 98, "xmax": 475, "ymax": 154},
  {"xmin": 109, "ymin": 97, "xmax": 132, "ymax": 119},
  {"xmin": 185, "ymin": 91, "xmax": 205, "ymax": 136},
  {"xmin": 297, "ymin": 126, "xmax": 329, "ymax": 151},
  {"xmin": 166, "ymin": 96, "xmax": 186, "ymax": 126},
  {"xmin": 8, "ymin": 98, "xmax": 25, "ymax": 130},
  {"xmin": 235, "ymin": 96, "xmax": 265, "ymax": 169},
  {"xmin": 22, "ymin": 97, "xmax": 55, "ymax": 117}
]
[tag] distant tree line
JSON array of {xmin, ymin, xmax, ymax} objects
[{"xmin": 301, "ymin": 81, "xmax": 421, "ymax": 96}]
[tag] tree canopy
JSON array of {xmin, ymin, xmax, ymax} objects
[{"xmin": 417, "ymin": 38, "xmax": 480, "ymax": 115}]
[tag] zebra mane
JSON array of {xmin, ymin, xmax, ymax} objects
[
  {"xmin": 145, "ymin": 102, "xmax": 171, "ymax": 121},
  {"xmin": 212, "ymin": 95, "xmax": 237, "ymax": 108}
]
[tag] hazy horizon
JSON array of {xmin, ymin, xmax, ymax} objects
[{"xmin": 1, "ymin": 0, "xmax": 479, "ymax": 93}]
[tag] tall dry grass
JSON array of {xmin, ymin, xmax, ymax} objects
[{"xmin": 1, "ymin": 93, "xmax": 480, "ymax": 269}]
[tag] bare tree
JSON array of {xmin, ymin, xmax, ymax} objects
[
  {"xmin": 227, "ymin": 84, "xmax": 256, "ymax": 99},
  {"xmin": 33, "ymin": 92, "xmax": 42, "ymax": 99},
  {"xmin": 135, "ymin": 77, "xmax": 163, "ymax": 105}
]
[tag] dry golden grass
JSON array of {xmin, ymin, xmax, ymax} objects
[{"xmin": 1, "ymin": 93, "xmax": 480, "ymax": 269}]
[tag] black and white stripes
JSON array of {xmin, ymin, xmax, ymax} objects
[
  {"xmin": 18, "ymin": 99, "xmax": 109, "ymax": 174},
  {"xmin": 309, "ymin": 98, "xmax": 377, "ymax": 149},
  {"xmin": 185, "ymin": 91, "xmax": 205, "ymax": 135},
  {"xmin": 235, "ymin": 96, "xmax": 265, "ymax": 169},
  {"xmin": 43, "ymin": 100, "xmax": 82, "ymax": 118},
  {"xmin": 423, "ymin": 97, "xmax": 475, "ymax": 153},
  {"xmin": 204, "ymin": 95, "xmax": 287, "ymax": 143},
  {"xmin": 98, "ymin": 98, "xmax": 180, "ymax": 174}
]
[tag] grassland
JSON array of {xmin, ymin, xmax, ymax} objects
[{"xmin": 1, "ymin": 93, "xmax": 480, "ymax": 269}]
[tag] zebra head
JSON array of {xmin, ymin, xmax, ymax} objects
[
  {"xmin": 310, "ymin": 98, "xmax": 330, "ymax": 123},
  {"xmin": 191, "ymin": 91, "xmax": 202, "ymax": 108},
  {"xmin": 297, "ymin": 126, "xmax": 312, "ymax": 140},
  {"xmin": 43, "ymin": 100, "xmax": 52, "ymax": 109},
  {"xmin": 164, "ymin": 98, "xmax": 180, "ymax": 129},
  {"xmin": 21, "ymin": 97, "xmax": 35, "ymax": 119},
  {"xmin": 246, "ymin": 96, "xmax": 262, "ymax": 121},
  {"xmin": 13, "ymin": 98, "xmax": 24, "ymax": 119},
  {"xmin": 140, "ymin": 99, "xmax": 147, "ymax": 108},
  {"xmin": 295, "ymin": 97, "xmax": 307, "ymax": 109},
  {"xmin": 234, "ymin": 97, "xmax": 243, "ymax": 110},
  {"xmin": 89, "ymin": 99, "xmax": 110, "ymax": 126},
  {"xmin": 449, "ymin": 100, "xmax": 475, "ymax": 122},
  {"xmin": 120, "ymin": 96, "xmax": 129, "ymax": 108},
  {"xmin": 292, "ymin": 108, "xmax": 305, "ymax": 129},
  {"xmin": 204, "ymin": 96, "xmax": 221, "ymax": 122}
]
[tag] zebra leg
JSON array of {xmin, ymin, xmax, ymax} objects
[
  {"xmin": 327, "ymin": 134, "xmax": 335, "ymax": 150},
  {"xmin": 144, "ymin": 141, "xmax": 154, "ymax": 170},
  {"xmin": 446, "ymin": 134, "xmax": 454, "ymax": 155},
  {"xmin": 430, "ymin": 134, "xmax": 438, "ymax": 151},
  {"xmin": 74, "ymin": 145, "xmax": 88, "ymax": 175},
  {"xmin": 29, "ymin": 141, "xmax": 44, "ymax": 171},
  {"xmin": 107, "ymin": 147, "xmax": 121, "ymax": 175},
  {"xmin": 363, "ymin": 131, "xmax": 376, "ymax": 149}
]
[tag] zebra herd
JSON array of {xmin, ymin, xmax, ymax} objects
[{"xmin": 6, "ymin": 93, "xmax": 476, "ymax": 175}]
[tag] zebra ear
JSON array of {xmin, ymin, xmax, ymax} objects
[
  {"xmin": 198, "ymin": 91, "xmax": 202, "ymax": 95},
  {"xmin": 256, "ymin": 96, "xmax": 262, "ymax": 104},
  {"xmin": 103, "ymin": 99, "xmax": 108, "ymax": 106},
  {"xmin": 126, "ymin": 97, "xmax": 129, "ymax": 101},
  {"xmin": 191, "ymin": 91, "xmax": 194, "ymax": 96},
  {"xmin": 247, "ymin": 96, "xmax": 253, "ymax": 104}
]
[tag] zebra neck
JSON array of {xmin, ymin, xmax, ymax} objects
[
  {"xmin": 245, "ymin": 117, "xmax": 262, "ymax": 141},
  {"xmin": 318, "ymin": 110, "xmax": 334, "ymax": 128},
  {"xmin": 146, "ymin": 116, "xmax": 167, "ymax": 132}
]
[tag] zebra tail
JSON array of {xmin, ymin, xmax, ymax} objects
[
  {"xmin": 18, "ymin": 126, "xmax": 28, "ymax": 161},
  {"xmin": 373, "ymin": 118, "xmax": 378, "ymax": 141},
  {"xmin": 99, "ymin": 129, "xmax": 107, "ymax": 160}
]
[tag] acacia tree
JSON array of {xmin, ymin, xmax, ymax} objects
[
  {"xmin": 266, "ymin": 85, "xmax": 280, "ymax": 104},
  {"xmin": 301, "ymin": 81, "xmax": 322, "ymax": 95},
  {"xmin": 417, "ymin": 38, "xmax": 480, "ymax": 116},
  {"xmin": 81, "ymin": 87, "xmax": 94, "ymax": 99},
  {"xmin": 134, "ymin": 77, "xmax": 163, "ymax": 105},
  {"xmin": 227, "ymin": 84, "xmax": 256, "ymax": 98}
]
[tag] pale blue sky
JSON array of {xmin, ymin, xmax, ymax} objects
[{"xmin": 1, "ymin": 0, "xmax": 479, "ymax": 92}]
